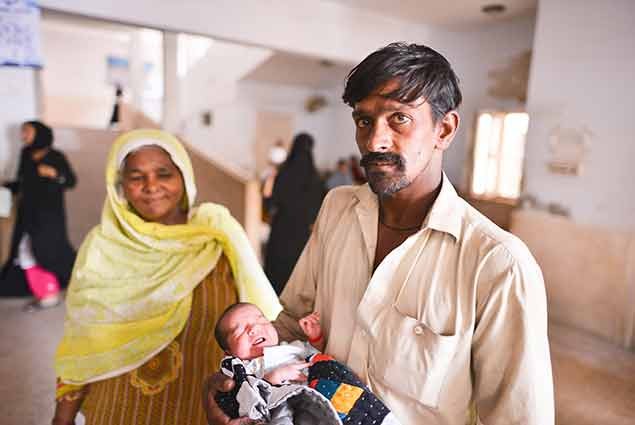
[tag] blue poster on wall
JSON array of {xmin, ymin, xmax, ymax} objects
[{"xmin": 0, "ymin": 0, "xmax": 42, "ymax": 67}]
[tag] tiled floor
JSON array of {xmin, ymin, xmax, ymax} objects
[{"xmin": 0, "ymin": 297, "xmax": 84, "ymax": 425}]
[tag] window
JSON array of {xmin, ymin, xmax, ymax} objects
[{"xmin": 470, "ymin": 111, "xmax": 529, "ymax": 200}]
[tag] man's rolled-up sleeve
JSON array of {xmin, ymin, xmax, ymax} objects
[{"xmin": 273, "ymin": 192, "xmax": 332, "ymax": 342}]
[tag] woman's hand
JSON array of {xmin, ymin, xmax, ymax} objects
[
  {"xmin": 202, "ymin": 372, "xmax": 263, "ymax": 425},
  {"xmin": 38, "ymin": 164, "xmax": 58, "ymax": 179},
  {"xmin": 264, "ymin": 361, "xmax": 310, "ymax": 385}
]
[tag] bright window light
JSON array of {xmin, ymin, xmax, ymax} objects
[{"xmin": 471, "ymin": 111, "xmax": 529, "ymax": 200}]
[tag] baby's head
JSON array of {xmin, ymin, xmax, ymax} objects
[{"xmin": 214, "ymin": 302, "xmax": 279, "ymax": 360}]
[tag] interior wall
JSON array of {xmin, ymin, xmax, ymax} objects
[
  {"xmin": 40, "ymin": 22, "xmax": 129, "ymax": 128},
  {"xmin": 0, "ymin": 68, "xmax": 38, "ymax": 181},
  {"xmin": 523, "ymin": 0, "xmax": 635, "ymax": 229},
  {"xmin": 40, "ymin": 19, "xmax": 164, "ymax": 129},
  {"xmin": 237, "ymin": 81, "xmax": 344, "ymax": 171},
  {"xmin": 39, "ymin": 1, "xmax": 537, "ymax": 187},
  {"xmin": 433, "ymin": 15, "xmax": 536, "ymax": 189},
  {"xmin": 38, "ymin": 0, "xmax": 430, "ymax": 65}
]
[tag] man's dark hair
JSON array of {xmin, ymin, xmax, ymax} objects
[
  {"xmin": 213, "ymin": 302, "xmax": 255, "ymax": 352},
  {"xmin": 342, "ymin": 42, "xmax": 462, "ymax": 122}
]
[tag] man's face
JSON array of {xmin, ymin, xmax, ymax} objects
[
  {"xmin": 221, "ymin": 304, "xmax": 279, "ymax": 360},
  {"xmin": 352, "ymin": 81, "xmax": 442, "ymax": 196}
]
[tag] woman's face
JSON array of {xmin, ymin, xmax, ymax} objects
[
  {"xmin": 121, "ymin": 146, "xmax": 187, "ymax": 225},
  {"xmin": 21, "ymin": 124, "xmax": 36, "ymax": 145}
]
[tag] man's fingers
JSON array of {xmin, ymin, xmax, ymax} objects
[
  {"xmin": 210, "ymin": 372, "xmax": 235, "ymax": 393},
  {"xmin": 202, "ymin": 373, "xmax": 236, "ymax": 425}
]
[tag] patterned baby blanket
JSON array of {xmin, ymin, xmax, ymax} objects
[{"xmin": 216, "ymin": 353, "xmax": 400, "ymax": 424}]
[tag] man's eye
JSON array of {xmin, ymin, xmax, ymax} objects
[
  {"xmin": 127, "ymin": 175, "xmax": 143, "ymax": 182},
  {"xmin": 355, "ymin": 118, "xmax": 370, "ymax": 128},
  {"xmin": 392, "ymin": 113, "xmax": 411, "ymax": 124}
]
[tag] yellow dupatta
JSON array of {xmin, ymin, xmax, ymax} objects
[{"xmin": 55, "ymin": 129, "xmax": 281, "ymax": 392}]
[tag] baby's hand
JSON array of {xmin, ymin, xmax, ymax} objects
[
  {"xmin": 264, "ymin": 361, "xmax": 310, "ymax": 385},
  {"xmin": 299, "ymin": 312, "xmax": 321, "ymax": 341}
]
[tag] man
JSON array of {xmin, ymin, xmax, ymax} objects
[
  {"xmin": 326, "ymin": 158, "xmax": 354, "ymax": 190},
  {"xmin": 204, "ymin": 43, "xmax": 554, "ymax": 425}
]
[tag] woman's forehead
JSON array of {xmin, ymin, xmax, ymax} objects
[{"xmin": 122, "ymin": 145, "xmax": 176, "ymax": 170}]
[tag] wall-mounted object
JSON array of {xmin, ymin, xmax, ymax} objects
[
  {"xmin": 547, "ymin": 126, "xmax": 591, "ymax": 176},
  {"xmin": 0, "ymin": 0, "xmax": 43, "ymax": 67},
  {"xmin": 201, "ymin": 110, "xmax": 213, "ymax": 127},
  {"xmin": 487, "ymin": 50, "xmax": 531, "ymax": 103},
  {"xmin": 305, "ymin": 95, "xmax": 327, "ymax": 113},
  {"xmin": 106, "ymin": 55, "xmax": 130, "ymax": 87}
]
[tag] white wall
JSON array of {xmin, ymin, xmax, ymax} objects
[
  {"xmin": 40, "ymin": 20, "xmax": 164, "ymax": 128},
  {"xmin": 238, "ymin": 81, "xmax": 341, "ymax": 171},
  {"xmin": 0, "ymin": 68, "xmax": 38, "ymax": 180},
  {"xmin": 523, "ymin": 0, "xmax": 635, "ymax": 229},
  {"xmin": 183, "ymin": 81, "xmax": 350, "ymax": 175},
  {"xmin": 40, "ymin": 22, "xmax": 130, "ymax": 128},
  {"xmin": 38, "ymin": 0, "xmax": 536, "ymax": 190},
  {"xmin": 431, "ymin": 15, "xmax": 536, "ymax": 189},
  {"xmin": 38, "ymin": 0, "xmax": 431, "ymax": 65}
]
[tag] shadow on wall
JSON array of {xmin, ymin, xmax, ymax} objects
[{"xmin": 2, "ymin": 124, "xmax": 22, "ymax": 180}]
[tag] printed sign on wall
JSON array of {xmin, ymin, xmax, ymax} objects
[{"xmin": 0, "ymin": 0, "xmax": 42, "ymax": 67}]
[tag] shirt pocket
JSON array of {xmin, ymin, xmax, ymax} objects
[{"xmin": 369, "ymin": 307, "xmax": 460, "ymax": 409}]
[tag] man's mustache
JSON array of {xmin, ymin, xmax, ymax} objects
[{"xmin": 360, "ymin": 152, "xmax": 405, "ymax": 169}]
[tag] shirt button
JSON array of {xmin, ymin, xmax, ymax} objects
[{"xmin": 414, "ymin": 325, "xmax": 424, "ymax": 335}]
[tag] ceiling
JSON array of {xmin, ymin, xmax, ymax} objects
[
  {"xmin": 324, "ymin": 0, "xmax": 537, "ymax": 27},
  {"xmin": 242, "ymin": 52, "xmax": 353, "ymax": 90}
]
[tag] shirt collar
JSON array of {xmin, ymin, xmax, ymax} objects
[
  {"xmin": 353, "ymin": 172, "xmax": 463, "ymax": 241},
  {"xmin": 424, "ymin": 172, "xmax": 463, "ymax": 241}
]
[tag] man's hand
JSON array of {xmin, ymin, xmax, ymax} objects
[
  {"xmin": 264, "ymin": 361, "xmax": 310, "ymax": 385},
  {"xmin": 202, "ymin": 372, "xmax": 263, "ymax": 425},
  {"xmin": 298, "ymin": 312, "xmax": 321, "ymax": 341}
]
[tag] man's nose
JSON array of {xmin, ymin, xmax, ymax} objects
[{"xmin": 365, "ymin": 121, "xmax": 392, "ymax": 153}]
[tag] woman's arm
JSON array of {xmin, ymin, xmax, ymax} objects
[
  {"xmin": 40, "ymin": 152, "xmax": 76, "ymax": 189},
  {"xmin": 52, "ymin": 397, "xmax": 83, "ymax": 425},
  {"xmin": 52, "ymin": 381, "xmax": 89, "ymax": 425}
]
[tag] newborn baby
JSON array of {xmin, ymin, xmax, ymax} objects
[
  {"xmin": 213, "ymin": 302, "xmax": 400, "ymax": 425},
  {"xmin": 214, "ymin": 302, "xmax": 324, "ymax": 386}
]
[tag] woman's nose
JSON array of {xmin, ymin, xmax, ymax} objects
[{"xmin": 143, "ymin": 176, "xmax": 159, "ymax": 192}]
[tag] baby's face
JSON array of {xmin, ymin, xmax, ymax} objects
[{"xmin": 222, "ymin": 304, "xmax": 279, "ymax": 360}]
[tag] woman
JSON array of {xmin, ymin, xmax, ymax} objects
[
  {"xmin": 52, "ymin": 129, "xmax": 281, "ymax": 425},
  {"xmin": 0, "ymin": 121, "xmax": 76, "ymax": 309},
  {"xmin": 264, "ymin": 133, "xmax": 324, "ymax": 295}
]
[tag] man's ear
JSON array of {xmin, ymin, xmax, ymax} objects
[{"xmin": 434, "ymin": 111, "xmax": 460, "ymax": 151}]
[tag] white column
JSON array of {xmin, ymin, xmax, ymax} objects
[{"xmin": 162, "ymin": 31, "xmax": 182, "ymax": 133}]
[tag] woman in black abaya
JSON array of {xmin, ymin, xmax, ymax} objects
[
  {"xmin": 264, "ymin": 133, "xmax": 325, "ymax": 294},
  {"xmin": 0, "ymin": 121, "xmax": 77, "ymax": 310}
]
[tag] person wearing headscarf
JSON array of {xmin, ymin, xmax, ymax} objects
[
  {"xmin": 52, "ymin": 129, "xmax": 281, "ymax": 425},
  {"xmin": 0, "ymin": 120, "xmax": 76, "ymax": 310},
  {"xmin": 264, "ymin": 132, "xmax": 325, "ymax": 294}
]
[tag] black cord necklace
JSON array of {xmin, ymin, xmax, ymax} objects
[{"xmin": 379, "ymin": 219, "xmax": 421, "ymax": 232}]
